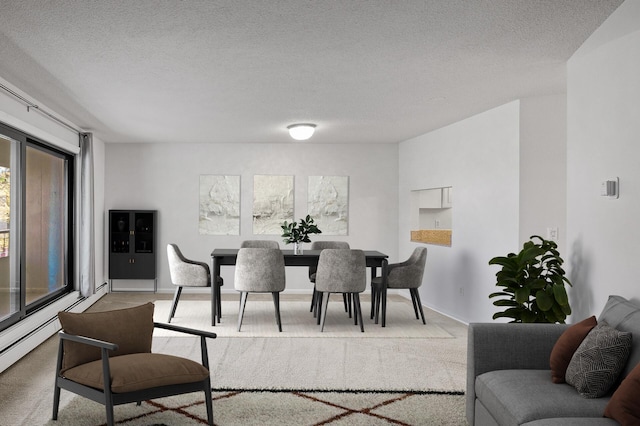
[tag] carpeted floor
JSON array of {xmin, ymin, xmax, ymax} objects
[{"xmin": 1, "ymin": 292, "xmax": 468, "ymax": 425}]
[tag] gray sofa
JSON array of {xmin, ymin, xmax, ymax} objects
[{"xmin": 467, "ymin": 295, "xmax": 640, "ymax": 426}]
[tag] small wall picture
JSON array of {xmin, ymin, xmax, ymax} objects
[
  {"xmin": 199, "ymin": 175, "xmax": 240, "ymax": 235},
  {"xmin": 308, "ymin": 176, "xmax": 349, "ymax": 235}
]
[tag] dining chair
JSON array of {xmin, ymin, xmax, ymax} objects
[
  {"xmin": 315, "ymin": 249, "xmax": 367, "ymax": 332},
  {"xmin": 308, "ymin": 241, "xmax": 351, "ymax": 322},
  {"xmin": 371, "ymin": 247, "xmax": 428, "ymax": 327},
  {"xmin": 234, "ymin": 248, "xmax": 286, "ymax": 331},
  {"xmin": 53, "ymin": 303, "xmax": 216, "ymax": 426},
  {"xmin": 240, "ymin": 240, "xmax": 280, "ymax": 249},
  {"xmin": 166, "ymin": 243, "xmax": 221, "ymax": 323}
]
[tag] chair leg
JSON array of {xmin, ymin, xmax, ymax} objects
[
  {"xmin": 320, "ymin": 292, "xmax": 330, "ymax": 332},
  {"xmin": 411, "ymin": 288, "xmax": 427, "ymax": 324},
  {"xmin": 204, "ymin": 378, "xmax": 214, "ymax": 425},
  {"xmin": 374, "ymin": 285, "xmax": 382, "ymax": 325},
  {"xmin": 410, "ymin": 289, "xmax": 420, "ymax": 319},
  {"xmin": 316, "ymin": 291, "xmax": 324, "ymax": 325},
  {"xmin": 168, "ymin": 286, "xmax": 183, "ymax": 323},
  {"xmin": 237, "ymin": 292, "xmax": 248, "ymax": 332},
  {"xmin": 354, "ymin": 293, "xmax": 364, "ymax": 332},
  {"xmin": 272, "ymin": 292, "xmax": 282, "ymax": 332},
  {"xmin": 52, "ymin": 383, "xmax": 61, "ymax": 420},
  {"xmin": 370, "ymin": 285, "xmax": 378, "ymax": 320},
  {"xmin": 381, "ymin": 285, "xmax": 388, "ymax": 328},
  {"xmin": 310, "ymin": 286, "xmax": 317, "ymax": 313}
]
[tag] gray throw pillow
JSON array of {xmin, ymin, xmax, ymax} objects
[{"xmin": 565, "ymin": 322, "xmax": 632, "ymax": 398}]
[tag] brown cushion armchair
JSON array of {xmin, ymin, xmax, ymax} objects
[{"xmin": 52, "ymin": 302, "xmax": 216, "ymax": 426}]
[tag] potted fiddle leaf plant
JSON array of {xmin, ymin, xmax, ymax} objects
[
  {"xmin": 281, "ymin": 215, "xmax": 322, "ymax": 254},
  {"xmin": 488, "ymin": 235, "xmax": 572, "ymax": 323}
]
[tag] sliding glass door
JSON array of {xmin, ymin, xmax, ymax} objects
[
  {"xmin": 0, "ymin": 123, "xmax": 73, "ymax": 330},
  {"xmin": 0, "ymin": 133, "xmax": 17, "ymax": 322}
]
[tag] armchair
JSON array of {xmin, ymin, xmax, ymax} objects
[{"xmin": 52, "ymin": 302, "xmax": 216, "ymax": 426}]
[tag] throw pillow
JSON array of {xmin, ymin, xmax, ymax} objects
[
  {"xmin": 57, "ymin": 302, "xmax": 155, "ymax": 372},
  {"xmin": 550, "ymin": 315, "xmax": 597, "ymax": 384},
  {"xmin": 604, "ymin": 361, "xmax": 640, "ymax": 425},
  {"xmin": 565, "ymin": 322, "xmax": 632, "ymax": 398}
]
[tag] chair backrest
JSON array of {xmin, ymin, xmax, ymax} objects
[
  {"xmin": 234, "ymin": 248, "xmax": 285, "ymax": 292},
  {"xmin": 315, "ymin": 249, "xmax": 366, "ymax": 293},
  {"xmin": 310, "ymin": 241, "xmax": 350, "ymax": 250},
  {"xmin": 309, "ymin": 241, "xmax": 350, "ymax": 277},
  {"xmin": 240, "ymin": 240, "xmax": 280, "ymax": 249},
  {"xmin": 167, "ymin": 243, "xmax": 209, "ymax": 287},
  {"xmin": 57, "ymin": 303, "xmax": 155, "ymax": 371},
  {"xmin": 389, "ymin": 247, "xmax": 428, "ymax": 289}
]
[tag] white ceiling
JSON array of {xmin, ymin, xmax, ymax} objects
[{"xmin": 0, "ymin": 1, "xmax": 623, "ymax": 144}]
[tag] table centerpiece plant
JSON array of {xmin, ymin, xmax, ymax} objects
[{"xmin": 280, "ymin": 215, "xmax": 322, "ymax": 254}]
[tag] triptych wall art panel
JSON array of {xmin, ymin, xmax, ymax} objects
[
  {"xmin": 198, "ymin": 175, "xmax": 348, "ymax": 236},
  {"xmin": 199, "ymin": 175, "xmax": 240, "ymax": 235},
  {"xmin": 252, "ymin": 175, "xmax": 294, "ymax": 235},
  {"xmin": 308, "ymin": 176, "xmax": 349, "ymax": 235}
]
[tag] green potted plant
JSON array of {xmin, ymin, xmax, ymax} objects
[
  {"xmin": 488, "ymin": 235, "xmax": 572, "ymax": 323},
  {"xmin": 281, "ymin": 215, "xmax": 322, "ymax": 254}
]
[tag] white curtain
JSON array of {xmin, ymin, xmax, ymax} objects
[{"xmin": 79, "ymin": 133, "xmax": 95, "ymax": 297}]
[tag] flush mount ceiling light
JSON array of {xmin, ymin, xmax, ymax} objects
[{"xmin": 287, "ymin": 123, "xmax": 316, "ymax": 141}]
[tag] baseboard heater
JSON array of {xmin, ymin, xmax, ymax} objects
[{"xmin": 0, "ymin": 282, "xmax": 108, "ymax": 373}]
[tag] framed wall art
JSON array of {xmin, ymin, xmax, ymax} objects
[
  {"xmin": 308, "ymin": 175, "xmax": 349, "ymax": 235},
  {"xmin": 252, "ymin": 175, "xmax": 294, "ymax": 234},
  {"xmin": 199, "ymin": 175, "xmax": 240, "ymax": 235}
]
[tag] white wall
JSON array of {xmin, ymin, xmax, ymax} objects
[
  {"xmin": 105, "ymin": 142, "xmax": 398, "ymax": 292},
  {"xmin": 398, "ymin": 101, "xmax": 520, "ymax": 323},
  {"xmin": 567, "ymin": 0, "xmax": 640, "ymax": 319},
  {"xmin": 519, "ymin": 95, "xmax": 567, "ymax": 250}
]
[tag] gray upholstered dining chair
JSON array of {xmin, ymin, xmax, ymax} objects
[
  {"xmin": 371, "ymin": 247, "xmax": 428, "ymax": 327},
  {"xmin": 234, "ymin": 248, "xmax": 286, "ymax": 332},
  {"xmin": 308, "ymin": 241, "xmax": 351, "ymax": 321},
  {"xmin": 315, "ymin": 249, "xmax": 367, "ymax": 332},
  {"xmin": 240, "ymin": 240, "xmax": 280, "ymax": 249},
  {"xmin": 166, "ymin": 243, "xmax": 221, "ymax": 323}
]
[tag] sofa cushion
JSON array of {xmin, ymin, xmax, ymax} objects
[
  {"xmin": 62, "ymin": 353, "xmax": 210, "ymax": 393},
  {"xmin": 550, "ymin": 315, "xmax": 597, "ymax": 384},
  {"xmin": 604, "ymin": 361, "xmax": 640, "ymax": 425},
  {"xmin": 598, "ymin": 295, "xmax": 640, "ymax": 379},
  {"xmin": 475, "ymin": 369, "xmax": 610, "ymax": 425},
  {"xmin": 58, "ymin": 302, "xmax": 155, "ymax": 372},
  {"xmin": 565, "ymin": 323, "xmax": 632, "ymax": 398}
]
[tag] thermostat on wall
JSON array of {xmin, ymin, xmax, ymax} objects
[{"xmin": 601, "ymin": 177, "xmax": 619, "ymax": 199}]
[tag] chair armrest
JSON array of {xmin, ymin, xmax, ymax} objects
[
  {"xmin": 58, "ymin": 331, "xmax": 119, "ymax": 351},
  {"xmin": 154, "ymin": 322, "xmax": 217, "ymax": 340},
  {"xmin": 466, "ymin": 322, "xmax": 568, "ymax": 424}
]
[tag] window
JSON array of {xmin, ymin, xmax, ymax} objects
[{"xmin": 0, "ymin": 123, "xmax": 74, "ymax": 331}]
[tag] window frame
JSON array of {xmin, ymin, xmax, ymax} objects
[{"xmin": 0, "ymin": 122, "xmax": 74, "ymax": 331}]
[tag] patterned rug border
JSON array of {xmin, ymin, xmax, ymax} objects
[{"xmin": 212, "ymin": 387, "xmax": 465, "ymax": 396}]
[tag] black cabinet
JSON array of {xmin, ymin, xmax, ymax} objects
[{"xmin": 109, "ymin": 210, "xmax": 157, "ymax": 291}]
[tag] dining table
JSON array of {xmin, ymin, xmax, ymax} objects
[{"xmin": 209, "ymin": 248, "xmax": 388, "ymax": 326}]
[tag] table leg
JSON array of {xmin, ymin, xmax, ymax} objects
[{"xmin": 211, "ymin": 257, "xmax": 220, "ymax": 326}]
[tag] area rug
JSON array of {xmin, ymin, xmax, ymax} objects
[
  {"xmin": 152, "ymin": 299, "xmax": 453, "ymax": 338},
  {"xmin": 150, "ymin": 335, "xmax": 467, "ymax": 393},
  {"xmin": 46, "ymin": 389, "xmax": 467, "ymax": 425}
]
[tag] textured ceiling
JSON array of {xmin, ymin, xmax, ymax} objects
[{"xmin": 0, "ymin": 1, "xmax": 623, "ymax": 144}]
